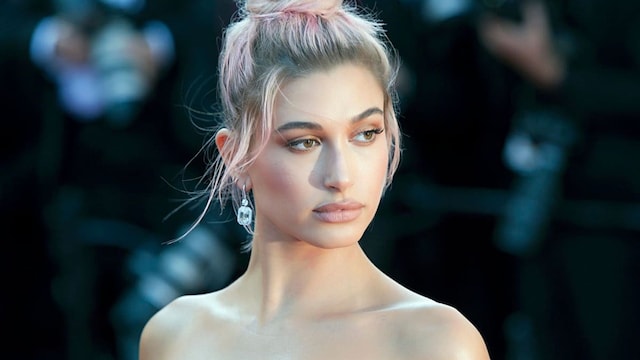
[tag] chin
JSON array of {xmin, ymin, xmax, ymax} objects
[{"xmin": 301, "ymin": 226, "xmax": 367, "ymax": 250}]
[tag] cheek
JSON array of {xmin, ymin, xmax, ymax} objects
[
  {"xmin": 372, "ymin": 158, "xmax": 389, "ymax": 193},
  {"xmin": 253, "ymin": 158, "xmax": 301, "ymax": 199},
  {"xmin": 367, "ymin": 147, "xmax": 390, "ymax": 185}
]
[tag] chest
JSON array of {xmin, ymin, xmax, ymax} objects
[{"xmin": 169, "ymin": 317, "xmax": 403, "ymax": 360}]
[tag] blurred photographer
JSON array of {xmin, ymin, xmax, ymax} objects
[{"xmin": 479, "ymin": 1, "xmax": 640, "ymax": 359}]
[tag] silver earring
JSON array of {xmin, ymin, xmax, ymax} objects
[{"xmin": 237, "ymin": 184, "xmax": 253, "ymax": 226}]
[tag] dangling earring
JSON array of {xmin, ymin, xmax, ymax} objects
[{"xmin": 237, "ymin": 184, "xmax": 253, "ymax": 226}]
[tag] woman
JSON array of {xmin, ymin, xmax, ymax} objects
[{"xmin": 139, "ymin": 0, "xmax": 490, "ymax": 358}]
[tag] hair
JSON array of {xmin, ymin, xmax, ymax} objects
[{"xmin": 185, "ymin": 0, "xmax": 402, "ymax": 245}]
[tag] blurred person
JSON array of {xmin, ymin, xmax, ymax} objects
[
  {"xmin": 479, "ymin": 0, "xmax": 640, "ymax": 359},
  {"xmin": 139, "ymin": 0, "xmax": 491, "ymax": 359},
  {"xmin": 1, "ymin": 0, "xmax": 234, "ymax": 358},
  {"xmin": 27, "ymin": 2, "xmax": 180, "ymax": 358}
]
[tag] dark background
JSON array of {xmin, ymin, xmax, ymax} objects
[{"xmin": 2, "ymin": 1, "xmax": 639, "ymax": 359}]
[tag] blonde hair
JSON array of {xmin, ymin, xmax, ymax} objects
[{"xmin": 191, "ymin": 0, "xmax": 401, "ymax": 241}]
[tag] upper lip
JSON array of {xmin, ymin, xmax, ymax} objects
[{"xmin": 313, "ymin": 200, "xmax": 364, "ymax": 212}]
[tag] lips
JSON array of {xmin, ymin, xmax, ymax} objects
[{"xmin": 313, "ymin": 201, "xmax": 364, "ymax": 223}]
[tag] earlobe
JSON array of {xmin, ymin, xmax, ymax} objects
[{"xmin": 240, "ymin": 177, "xmax": 252, "ymax": 191}]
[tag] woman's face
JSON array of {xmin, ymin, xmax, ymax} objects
[{"xmin": 247, "ymin": 63, "xmax": 389, "ymax": 249}]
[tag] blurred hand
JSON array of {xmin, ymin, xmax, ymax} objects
[{"xmin": 479, "ymin": 0, "xmax": 565, "ymax": 90}]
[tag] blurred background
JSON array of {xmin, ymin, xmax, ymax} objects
[{"xmin": 1, "ymin": 0, "xmax": 639, "ymax": 359}]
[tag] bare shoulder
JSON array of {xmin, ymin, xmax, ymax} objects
[
  {"xmin": 138, "ymin": 292, "xmax": 222, "ymax": 360},
  {"xmin": 388, "ymin": 297, "xmax": 491, "ymax": 360}
]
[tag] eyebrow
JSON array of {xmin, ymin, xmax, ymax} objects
[{"xmin": 276, "ymin": 107, "xmax": 384, "ymax": 132}]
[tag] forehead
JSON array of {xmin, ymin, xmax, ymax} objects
[{"xmin": 275, "ymin": 63, "xmax": 384, "ymax": 125}]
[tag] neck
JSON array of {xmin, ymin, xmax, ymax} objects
[{"xmin": 237, "ymin": 239, "xmax": 379, "ymax": 325}]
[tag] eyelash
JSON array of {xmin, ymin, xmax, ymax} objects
[
  {"xmin": 286, "ymin": 128, "xmax": 385, "ymax": 152},
  {"xmin": 355, "ymin": 128, "xmax": 384, "ymax": 142}
]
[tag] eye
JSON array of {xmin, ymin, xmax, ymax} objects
[
  {"xmin": 287, "ymin": 138, "xmax": 321, "ymax": 152},
  {"xmin": 353, "ymin": 128, "xmax": 384, "ymax": 144}
]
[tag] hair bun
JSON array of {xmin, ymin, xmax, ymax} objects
[{"xmin": 245, "ymin": 0, "xmax": 343, "ymax": 17}]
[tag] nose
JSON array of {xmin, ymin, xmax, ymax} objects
[{"xmin": 322, "ymin": 144, "xmax": 354, "ymax": 192}]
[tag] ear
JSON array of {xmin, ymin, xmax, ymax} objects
[
  {"xmin": 215, "ymin": 128, "xmax": 232, "ymax": 165},
  {"xmin": 216, "ymin": 128, "xmax": 253, "ymax": 191}
]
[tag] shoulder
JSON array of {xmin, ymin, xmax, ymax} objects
[
  {"xmin": 138, "ymin": 292, "xmax": 220, "ymax": 360},
  {"xmin": 388, "ymin": 298, "xmax": 491, "ymax": 360},
  {"xmin": 370, "ymin": 271, "xmax": 491, "ymax": 359}
]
